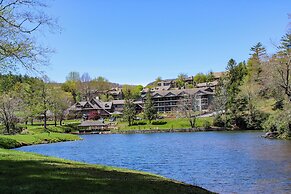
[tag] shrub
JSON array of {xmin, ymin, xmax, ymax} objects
[
  {"xmin": 151, "ymin": 120, "xmax": 167, "ymax": 125},
  {"xmin": 213, "ymin": 114, "xmax": 225, "ymax": 127},
  {"xmin": 263, "ymin": 109, "xmax": 290, "ymax": 137},
  {"xmin": 201, "ymin": 120, "xmax": 211, "ymax": 129},
  {"xmin": 88, "ymin": 111, "xmax": 100, "ymax": 120},
  {"xmin": 66, "ymin": 112, "xmax": 78, "ymax": 120},
  {"xmin": 0, "ymin": 137, "xmax": 21, "ymax": 149},
  {"xmin": 131, "ymin": 121, "xmax": 147, "ymax": 126}
]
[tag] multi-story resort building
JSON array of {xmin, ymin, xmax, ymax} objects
[
  {"xmin": 68, "ymin": 72, "xmax": 222, "ymax": 117},
  {"xmin": 141, "ymin": 87, "xmax": 214, "ymax": 113}
]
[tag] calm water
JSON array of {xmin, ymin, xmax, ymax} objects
[{"xmin": 16, "ymin": 132, "xmax": 291, "ymax": 194}]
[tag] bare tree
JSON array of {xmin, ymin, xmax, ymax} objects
[
  {"xmin": 0, "ymin": 0, "xmax": 57, "ymax": 73},
  {"xmin": 81, "ymin": 72, "xmax": 92, "ymax": 100},
  {"xmin": 176, "ymin": 94, "xmax": 200, "ymax": 128},
  {"xmin": 0, "ymin": 92, "xmax": 22, "ymax": 134},
  {"xmin": 267, "ymin": 34, "xmax": 291, "ymax": 102}
]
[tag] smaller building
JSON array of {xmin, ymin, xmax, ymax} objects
[{"xmin": 78, "ymin": 120, "xmax": 109, "ymax": 133}]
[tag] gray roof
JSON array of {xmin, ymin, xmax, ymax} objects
[
  {"xmin": 112, "ymin": 100, "xmax": 125, "ymax": 105},
  {"xmin": 151, "ymin": 87, "xmax": 214, "ymax": 98},
  {"xmin": 78, "ymin": 120, "xmax": 107, "ymax": 127}
]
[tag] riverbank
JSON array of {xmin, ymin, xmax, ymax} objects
[
  {"xmin": 111, "ymin": 127, "xmax": 226, "ymax": 134},
  {"xmin": 0, "ymin": 133, "xmax": 81, "ymax": 149},
  {"xmin": 0, "ymin": 148, "xmax": 213, "ymax": 194}
]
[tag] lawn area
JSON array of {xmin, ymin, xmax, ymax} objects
[
  {"xmin": 116, "ymin": 117, "xmax": 214, "ymax": 131},
  {"xmin": 0, "ymin": 133, "xmax": 81, "ymax": 149},
  {"xmin": 0, "ymin": 148, "xmax": 212, "ymax": 194},
  {"xmin": 21, "ymin": 120, "xmax": 81, "ymax": 134}
]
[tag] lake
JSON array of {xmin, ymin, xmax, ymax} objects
[{"xmin": 16, "ymin": 131, "xmax": 291, "ymax": 194}]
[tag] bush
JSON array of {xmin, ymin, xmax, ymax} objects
[
  {"xmin": 151, "ymin": 120, "xmax": 167, "ymax": 125},
  {"xmin": 0, "ymin": 137, "xmax": 21, "ymax": 149},
  {"xmin": 88, "ymin": 111, "xmax": 100, "ymax": 120},
  {"xmin": 213, "ymin": 114, "xmax": 225, "ymax": 127},
  {"xmin": 263, "ymin": 109, "xmax": 290, "ymax": 137},
  {"xmin": 131, "ymin": 121, "xmax": 147, "ymax": 126},
  {"xmin": 201, "ymin": 120, "xmax": 211, "ymax": 129}
]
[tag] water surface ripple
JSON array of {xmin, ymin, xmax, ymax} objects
[{"xmin": 16, "ymin": 132, "xmax": 291, "ymax": 194}]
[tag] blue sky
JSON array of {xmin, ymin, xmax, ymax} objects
[{"xmin": 42, "ymin": 0, "xmax": 290, "ymax": 85}]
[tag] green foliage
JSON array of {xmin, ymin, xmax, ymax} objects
[
  {"xmin": 263, "ymin": 108, "xmax": 291, "ymax": 137},
  {"xmin": 62, "ymin": 80, "xmax": 79, "ymax": 103},
  {"xmin": 100, "ymin": 94, "xmax": 114, "ymax": 102},
  {"xmin": 193, "ymin": 72, "xmax": 215, "ymax": 84},
  {"xmin": 0, "ymin": 137, "xmax": 21, "ymax": 149},
  {"xmin": 123, "ymin": 99, "xmax": 136, "ymax": 126},
  {"xmin": 143, "ymin": 91, "xmax": 157, "ymax": 122},
  {"xmin": 92, "ymin": 76, "xmax": 111, "ymax": 91},
  {"xmin": 201, "ymin": 120, "xmax": 211, "ymax": 129},
  {"xmin": 132, "ymin": 121, "xmax": 147, "ymax": 126},
  {"xmin": 213, "ymin": 114, "xmax": 226, "ymax": 128},
  {"xmin": 122, "ymin": 85, "xmax": 143, "ymax": 100},
  {"xmin": 272, "ymin": 99, "xmax": 284, "ymax": 110},
  {"xmin": 151, "ymin": 120, "xmax": 167, "ymax": 125},
  {"xmin": 0, "ymin": 0, "xmax": 56, "ymax": 73},
  {"xmin": 176, "ymin": 73, "xmax": 187, "ymax": 88}
]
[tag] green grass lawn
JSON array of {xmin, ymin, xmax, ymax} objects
[
  {"xmin": 0, "ymin": 148, "xmax": 212, "ymax": 194},
  {"xmin": 116, "ymin": 117, "xmax": 213, "ymax": 131},
  {"xmin": 0, "ymin": 133, "xmax": 81, "ymax": 149}
]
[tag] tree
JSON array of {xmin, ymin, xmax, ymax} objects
[
  {"xmin": 193, "ymin": 73, "xmax": 207, "ymax": 84},
  {"xmin": 211, "ymin": 78, "xmax": 228, "ymax": 128},
  {"xmin": 66, "ymin": 72, "xmax": 80, "ymax": 82},
  {"xmin": 62, "ymin": 80, "xmax": 79, "ymax": 103},
  {"xmin": 122, "ymin": 85, "xmax": 143, "ymax": 100},
  {"xmin": 49, "ymin": 87, "xmax": 72, "ymax": 126},
  {"xmin": 247, "ymin": 42, "xmax": 267, "ymax": 84},
  {"xmin": 123, "ymin": 99, "xmax": 136, "ymax": 126},
  {"xmin": 153, "ymin": 76, "xmax": 162, "ymax": 86},
  {"xmin": 19, "ymin": 79, "xmax": 41, "ymax": 125},
  {"xmin": 0, "ymin": 0, "xmax": 56, "ymax": 73},
  {"xmin": 176, "ymin": 73, "xmax": 187, "ymax": 88},
  {"xmin": 0, "ymin": 92, "xmax": 22, "ymax": 134},
  {"xmin": 93, "ymin": 76, "xmax": 111, "ymax": 91},
  {"xmin": 176, "ymin": 94, "xmax": 200, "ymax": 128},
  {"xmin": 80, "ymin": 72, "xmax": 92, "ymax": 100},
  {"xmin": 88, "ymin": 111, "xmax": 99, "ymax": 120},
  {"xmin": 266, "ymin": 34, "xmax": 291, "ymax": 102},
  {"xmin": 143, "ymin": 91, "xmax": 157, "ymax": 123}
]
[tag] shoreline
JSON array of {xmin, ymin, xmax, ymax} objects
[
  {"xmin": 0, "ymin": 133, "xmax": 214, "ymax": 194},
  {"xmin": 112, "ymin": 127, "xmax": 227, "ymax": 134},
  {"xmin": 75, "ymin": 127, "xmax": 252, "ymax": 135},
  {"xmin": 0, "ymin": 148, "xmax": 213, "ymax": 194}
]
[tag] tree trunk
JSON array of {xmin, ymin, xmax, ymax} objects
[
  {"xmin": 60, "ymin": 119, "xmax": 63, "ymax": 126},
  {"xmin": 5, "ymin": 122, "xmax": 10, "ymax": 134},
  {"xmin": 54, "ymin": 115, "xmax": 57, "ymax": 126},
  {"xmin": 44, "ymin": 111, "xmax": 47, "ymax": 129},
  {"xmin": 31, "ymin": 118, "xmax": 34, "ymax": 125}
]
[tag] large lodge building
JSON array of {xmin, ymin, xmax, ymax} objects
[{"xmin": 67, "ymin": 73, "xmax": 222, "ymax": 117}]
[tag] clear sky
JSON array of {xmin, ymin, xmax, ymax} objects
[{"xmin": 42, "ymin": 0, "xmax": 291, "ymax": 85}]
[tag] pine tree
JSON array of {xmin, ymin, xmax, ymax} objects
[
  {"xmin": 143, "ymin": 91, "xmax": 157, "ymax": 123},
  {"xmin": 123, "ymin": 99, "xmax": 136, "ymax": 126}
]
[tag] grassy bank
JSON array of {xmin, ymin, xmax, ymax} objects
[
  {"xmin": 116, "ymin": 117, "xmax": 213, "ymax": 131},
  {"xmin": 0, "ymin": 148, "xmax": 212, "ymax": 194},
  {"xmin": 0, "ymin": 133, "xmax": 81, "ymax": 149}
]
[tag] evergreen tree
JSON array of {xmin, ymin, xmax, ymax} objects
[
  {"xmin": 247, "ymin": 42, "xmax": 267, "ymax": 84},
  {"xmin": 143, "ymin": 91, "xmax": 157, "ymax": 123},
  {"xmin": 123, "ymin": 99, "xmax": 136, "ymax": 126}
]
